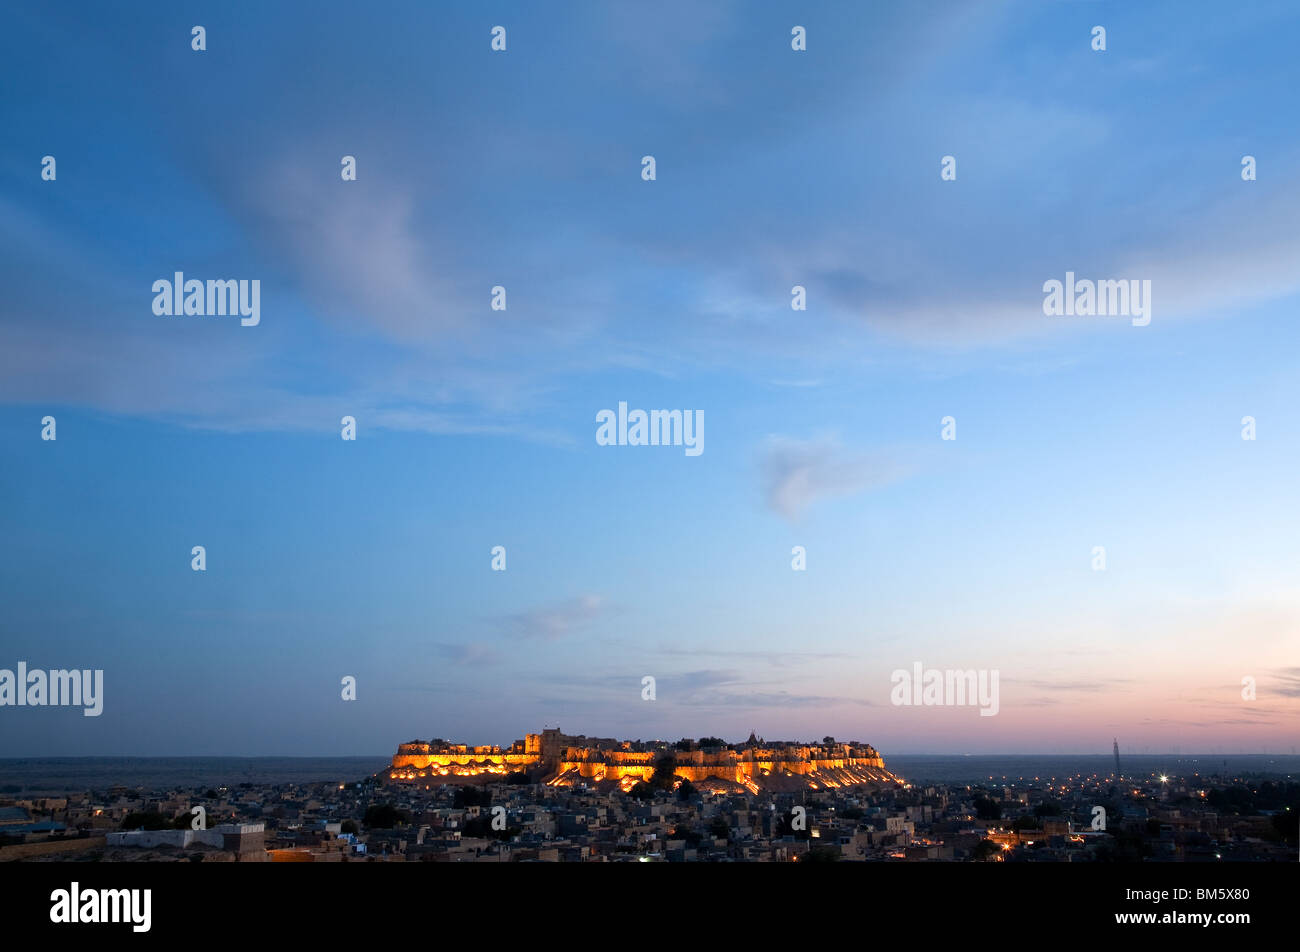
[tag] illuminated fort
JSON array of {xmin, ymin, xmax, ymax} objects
[{"xmin": 383, "ymin": 728, "xmax": 902, "ymax": 794}]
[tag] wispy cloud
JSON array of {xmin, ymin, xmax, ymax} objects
[
  {"xmin": 233, "ymin": 152, "xmax": 470, "ymax": 344},
  {"xmin": 647, "ymin": 670, "xmax": 871, "ymax": 710},
  {"xmin": 498, "ymin": 595, "xmax": 606, "ymax": 641},
  {"xmin": 1270, "ymin": 667, "xmax": 1300, "ymax": 698},
  {"xmin": 759, "ymin": 435, "xmax": 907, "ymax": 520},
  {"xmin": 431, "ymin": 643, "xmax": 500, "ymax": 667},
  {"xmin": 658, "ymin": 646, "xmax": 853, "ymax": 667},
  {"xmin": 1009, "ymin": 678, "xmax": 1135, "ymax": 694}
]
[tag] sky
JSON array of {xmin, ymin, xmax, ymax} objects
[{"xmin": 1, "ymin": 1, "xmax": 1298, "ymax": 757}]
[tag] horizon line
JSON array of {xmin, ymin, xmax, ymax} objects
[{"xmin": 4, "ymin": 751, "xmax": 1297, "ymax": 761}]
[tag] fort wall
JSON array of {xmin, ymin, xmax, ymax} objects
[{"xmin": 385, "ymin": 731, "xmax": 897, "ymax": 788}]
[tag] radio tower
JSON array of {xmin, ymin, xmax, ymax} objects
[{"xmin": 1113, "ymin": 738, "xmax": 1121, "ymax": 780}]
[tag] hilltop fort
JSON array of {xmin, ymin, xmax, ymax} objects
[{"xmin": 382, "ymin": 728, "xmax": 902, "ymax": 794}]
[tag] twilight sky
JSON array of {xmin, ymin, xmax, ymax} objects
[{"xmin": 1, "ymin": 1, "xmax": 1298, "ymax": 756}]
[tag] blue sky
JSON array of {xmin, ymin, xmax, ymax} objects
[{"xmin": 2, "ymin": 1, "xmax": 1299, "ymax": 756}]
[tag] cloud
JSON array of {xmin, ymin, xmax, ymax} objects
[
  {"xmin": 701, "ymin": 691, "xmax": 874, "ymax": 709},
  {"xmin": 431, "ymin": 643, "xmax": 499, "ymax": 667},
  {"xmin": 1009, "ymin": 678, "xmax": 1135, "ymax": 693},
  {"xmin": 231, "ymin": 153, "xmax": 471, "ymax": 344},
  {"xmin": 524, "ymin": 667, "xmax": 872, "ymax": 712},
  {"xmin": 594, "ymin": 0, "xmax": 740, "ymax": 105},
  {"xmin": 759, "ymin": 435, "xmax": 906, "ymax": 519},
  {"xmin": 9, "ymin": 5, "xmax": 1300, "ymax": 445},
  {"xmin": 658, "ymin": 646, "xmax": 852, "ymax": 667},
  {"xmin": 651, "ymin": 670, "xmax": 872, "ymax": 709},
  {"xmin": 1270, "ymin": 667, "xmax": 1300, "ymax": 698},
  {"xmin": 498, "ymin": 595, "xmax": 606, "ymax": 641}
]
